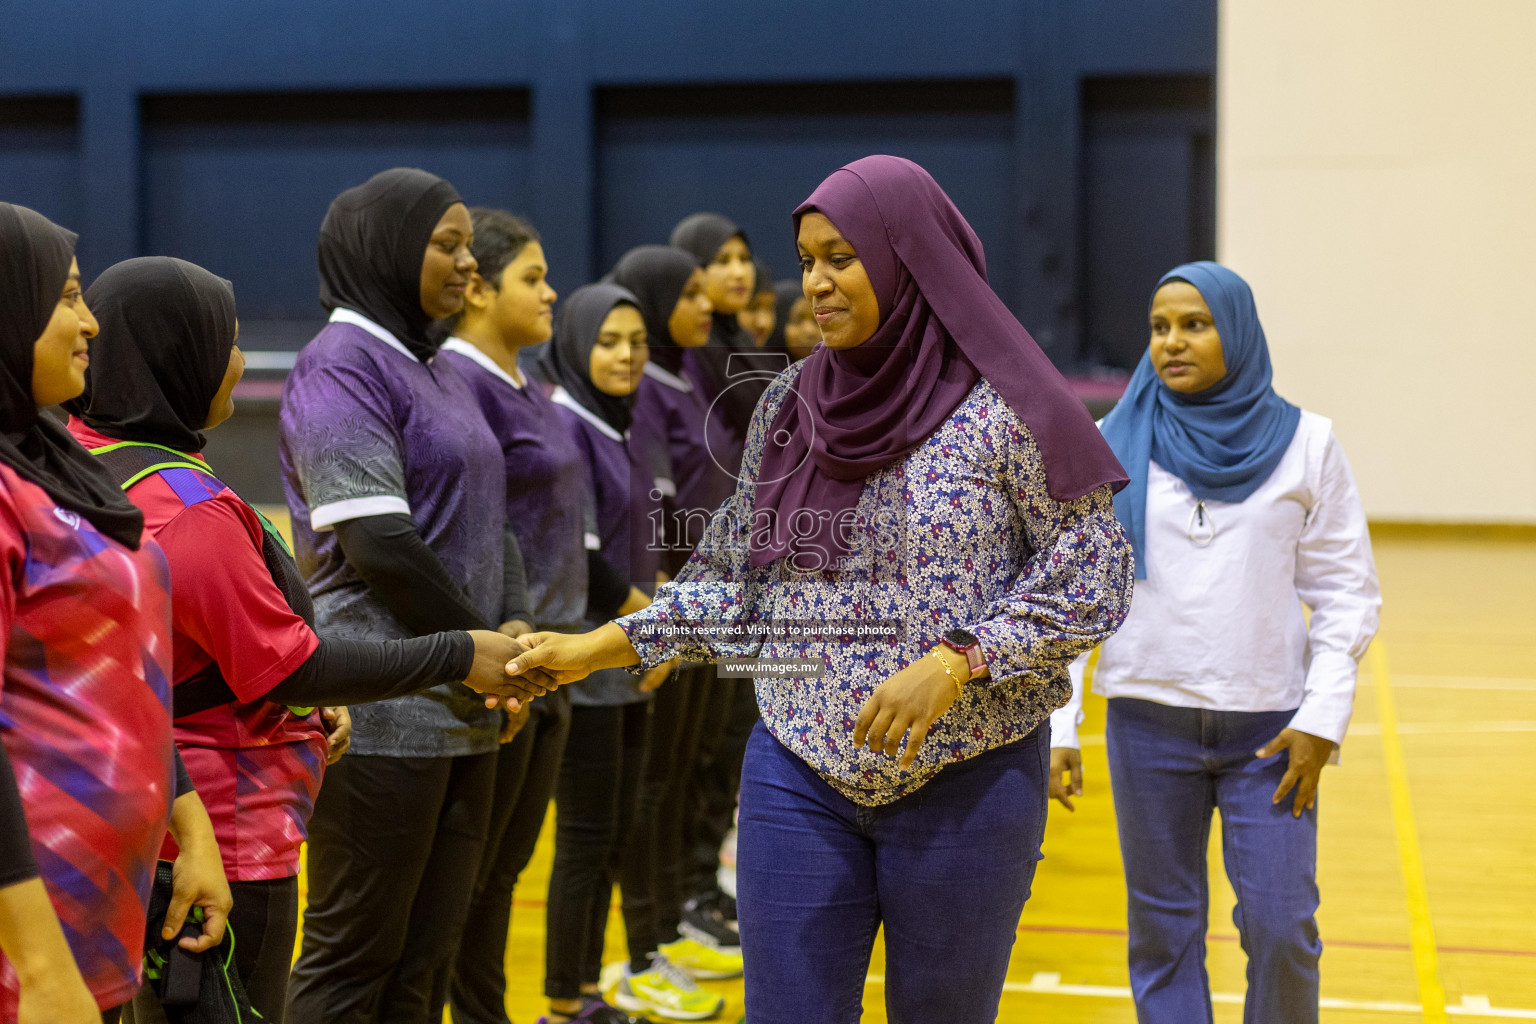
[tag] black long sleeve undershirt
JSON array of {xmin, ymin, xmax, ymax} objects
[
  {"xmin": 503, "ymin": 528, "xmax": 532, "ymax": 626},
  {"xmin": 265, "ymin": 631, "xmax": 474, "ymax": 706},
  {"xmin": 334, "ymin": 514, "xmax": 535, "ymax": 634},
  {"xmin": 173, "ymin": 748, "xmax": 193, "ymax": 798},
  {"xmin": 334, "ymin": 514, "xmax": 493, "ymax": 635},
  {"xmin": 586, "ymin": 549, "xmax": 630, "ymax": 624},
  {"xmin": 0, "ymin": 745, "xmax": 37, "ymax": 888}
]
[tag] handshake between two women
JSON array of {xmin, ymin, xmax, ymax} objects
[{"xmin": 464, "ymin": 621, "xmax": 642, "ymax": 712}]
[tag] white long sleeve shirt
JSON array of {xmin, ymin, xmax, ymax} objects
[{"xmin": 1050, "ymin": 410, "xmax": 1380, "ymax": 751}]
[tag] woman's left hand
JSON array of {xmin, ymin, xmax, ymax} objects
[
  {"xmin": 321, "ymin": 706, "xmax": 352, "ymax": 765},
  {"xmin": 1255, "ymin": 727, "xmax": 1335, "ymax": 817},
  {"xmin": 853, "ymin": 651, "xmax": 960, "ymax": 770},
  {"xmin": 164, "ymin": 793, "xmax": 233, "ymax": 952}
]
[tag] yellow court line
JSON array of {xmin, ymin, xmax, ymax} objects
[{"xmin": 1371, "ymin": 641, "xmax": 1450, "ymax": 1024}]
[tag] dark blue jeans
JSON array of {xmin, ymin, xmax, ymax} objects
[
  {"xmin": 735, "ymin": 721, "xmax": 1049, "ymax": 1024},
  {"xmin": 1106, "ymin": 697, "xmax": 1321, "ymax": 1024}
]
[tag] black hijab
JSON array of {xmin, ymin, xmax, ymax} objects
[
  {"xmin": 318, "ymin": 168, "xmax": 464, "ymax": 361},
  {"xmin": 669, "ymin": 213, "xmax": 761, "ymax": 434},
  {"xmin": 750, "ymin": 257, "xmax": 774, "ymax": 297},
  {"xmin": 65, "ymin": 257, "xmax": 236, "ymax": 453},
  {"xmin": 669, "ymin": 212, "xmax": 747, "ymax": 267},
  {"xmin": 765, "ymin": 278, "xmax": 803, "ymax": 358},
  {"xmin": 749, "ymin": 258, "xmax": 787, "ymax": 355},
  {"xmin": 607, "ymin": 245, "xmax": 698, "ymax": 376},
  {"xmin": 538, "ymin": 283, "xmax": 641, "ymax": 435},
  {"xmin": 0, "ymin": 203, "xmax": 144, "ymax": 549}
]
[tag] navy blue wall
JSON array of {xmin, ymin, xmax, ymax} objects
[{"xmin": 0, "ymin": 0, "xmax": 1215, "ymax": 366}]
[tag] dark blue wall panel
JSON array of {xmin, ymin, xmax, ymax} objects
[
  {"xmin": 0, "ymin": 0, "xmax": 1216, "ymax": 366},
  {"xmin": 1079, "ymin": 77, "xmax": 1215, "ymax": 369},
  {"xmin": 140, "ymin": 90, "xmax": 530, "ymax": 349},
  {"xmin": 595, "ymin": 82, "xmax": 1013, "ymax": 293},
  {"xmin": 0, "ymin": 97, "xmax": 81, "ymax": 240}
]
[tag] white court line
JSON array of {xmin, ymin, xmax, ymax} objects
[
  {"xmin": 1348, "ymin": 721, "xmax": 1536, "ymax": 736},
  {"xmin": 1073, "ymin": 720, "xmax": 1536, "ymax": 746},
  {"xmin": 863, "ymin": 973, "xmax": 1536, "ymax": 1018},
  {"xmin": 1385, "ymin": 675, "xmax": 1536, "ymax": 692}
]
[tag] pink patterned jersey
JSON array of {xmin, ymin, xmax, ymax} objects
[
  {"xmin": 69, "ymin": 422, "xmax": 324, "ymax": 882},
  {"xmin": 0, "ymin": 463, "xmax": 176, "ymax": 1016}
]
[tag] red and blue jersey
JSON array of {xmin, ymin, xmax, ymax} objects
[
  {"xmin": 69, "ymin": 421, "xmax": 324, "ymax": 882},
  {"xmin": 0, "ymin": 462, "xmax": 176, "ymax": 1017}
]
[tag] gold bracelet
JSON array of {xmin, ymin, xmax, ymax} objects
[{"xmin": 929, "ymin": 649, "xmax": 964, "ymax": 700}]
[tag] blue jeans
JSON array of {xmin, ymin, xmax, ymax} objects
[
  {"xmin": 735, "ymin": 721, "xmax": 1049, "ymax": 1024},
  {"xmin": 1106, "ymin": 697, "xmax": 1321, "ymax": 1024}
]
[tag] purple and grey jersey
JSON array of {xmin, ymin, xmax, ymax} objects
[{"xmin": 279, "ymin": 309, "xmax": 506, "ymax": 757}]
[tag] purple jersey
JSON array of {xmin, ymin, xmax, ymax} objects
[
  {"xmin": 279, "ymin": 310, "xmax": 505, "ymax": 757},
  {"xmin": 439, "ymin": 340, "xmax": 589, "ymax": 631},
  {"xmin": 683, "ymin": 348, "xmax": 746, "ymax": 483},
  {"xmin": 550, "ymin": 388, "xmax": 671, "ymax": 706},
  {"xmin": 550, "ymin": 388, "xmax": 670, "ymax": 592},
  {"xmin": 632, "ymin": 363, "xmax": 740, "ymax": 577}
]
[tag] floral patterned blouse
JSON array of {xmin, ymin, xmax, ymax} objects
[{"xmin": 618, "ymin": 360, "xmax": 1134, "ymax": 805}]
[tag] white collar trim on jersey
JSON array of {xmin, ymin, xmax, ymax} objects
[
  {"xmin": 551, "ymin": 386, "xmax": 627, "ymax": 442},
  {"xmin": 440, "ymin": 337, "xmax": 523, "ymax": 389},
  {"xmin": 642, "ymin": 361, "xmax": 692, "ymax": 393},
  {"xmin": 328, "ymin": 308, "xmax": 417, "ymax": 363}
]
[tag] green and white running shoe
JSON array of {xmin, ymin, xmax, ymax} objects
[
  {"xmin": 658, "ymin": 937, "xmax": 743, "ymax": 980},
  {"xmin": 611, "ymin": 956, "xmax": 724, "ymax": 1021}
]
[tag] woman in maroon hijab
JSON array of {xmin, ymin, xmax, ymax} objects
[{"xmin": 506, "ymin": 156, "xmax": 1133, "ymax": 1022}]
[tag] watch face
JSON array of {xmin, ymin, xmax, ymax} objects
[{"xmin": 944, "ymin": 628, "xmax": 979, "ymax": 648}]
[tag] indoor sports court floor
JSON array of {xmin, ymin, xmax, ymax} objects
[{"xmin": 275, "ymin": 518, "xmax": 1536, "ymax": 1022}]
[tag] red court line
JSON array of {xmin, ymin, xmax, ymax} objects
[{"xmin": 507, "ymin": 901, "xmax": 1536, "ymax": 960}]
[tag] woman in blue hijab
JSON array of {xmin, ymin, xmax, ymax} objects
[{"xmin": 1050, "ymin": 262, "xmax": 1381, "ymax": 1023}]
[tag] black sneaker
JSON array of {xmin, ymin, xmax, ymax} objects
[
  {"xmin": 538, "ymin": 999, "xmax": 657, "ymax": 1024},
  {"xmin": 715, "ymin": 892, "xmax": 738, "ymax": 934},
  {"xmin": 680, "ymin": 894, "xmax": 741, "ymax": 952}
]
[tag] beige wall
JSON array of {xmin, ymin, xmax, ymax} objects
[{"xmin": 1218, "ymin": 1, "xmax": 1536, "ymax": 521}]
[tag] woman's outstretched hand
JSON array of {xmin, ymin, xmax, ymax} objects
[
  {"xmin": 494, "ymin": 622, "xmax": 642, "ymax": 704},
  {"xmin": 1255, "ymin": 727, "xmax": 1335, "ymax": 817},
  {"xmin": 853, "ymin": 649, "xmax": 961, "ymax": 771}
]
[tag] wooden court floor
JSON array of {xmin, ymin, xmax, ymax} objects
[{"xmin": 283, "ymin": 524, "xmax": 1536, "ymax": 1022}]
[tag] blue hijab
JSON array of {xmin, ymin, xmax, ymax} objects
[{"xmin": 1099, "ymin": 261, "xmax": 1300, "ymax": 579}]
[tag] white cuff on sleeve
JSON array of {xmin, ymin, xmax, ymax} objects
[
  {"xmin": 1049, "ymin": 653, "xmax": 1091, "ymax": 749},
  {"xmin": 1288, "ymin": 648, "xmax": 1361, "ymax": 761},
  {"xmin": 1049, "ymin": 705, "xmax": 1083, "ymax": 749},
  {"xmin": 310, "ymin": 495, "xmax": 412, "ymax": 532}
]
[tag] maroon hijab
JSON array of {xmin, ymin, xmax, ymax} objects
[{"xmin": 750, "ymin": 155, "xmax": 1126, "ymax": 568}]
